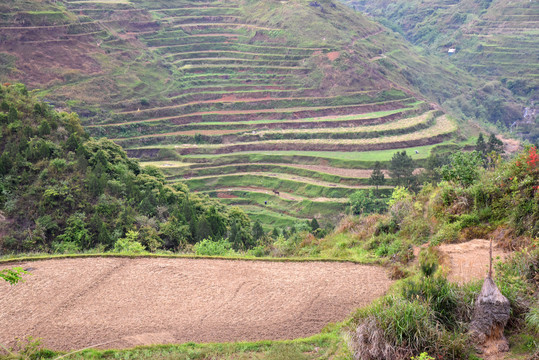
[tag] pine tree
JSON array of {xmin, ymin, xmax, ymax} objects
[
  {"xmin": 389, "ymin": 151, "xmax": 416, "ymax": 188},
  {"xmin": 487, "ymin": 133, "xmax": 504, "ymax": 154},
  {"xmin": 476, "ymin": 133, "xmax": 487, "ymax": 156},
  {"xmin": 252, "ymin": 220, "xmax": 264, "ymax": 241},
  {"xmin": 369, "ymin": 161, "xmax": 385, "ymax": 191}
]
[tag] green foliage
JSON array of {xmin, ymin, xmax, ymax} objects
[
  {"xmin": 410, "ymin": 353, "xmax": 434, "ymax": 360},
  {"xmin": 193, "ymin": 238, "xmax": 233, "ymax": 256},
  {"xmin": 526, "ymin": 306, "xmax": 539, "ymax": 335},
  {"xmin": 389, "ymin": 151, "xmax": 417, "ymax": 188},
  {"xmin": 349, "ymin": 189, "xmax": 388, "ymax": 215},
  {"xmin": 388, "ymin": 186, "xmax": 411, "ymax": 208},
  {"xmin": 353, "ymin": 295, "xmax": 470, "ymax": 360},
  {"xmin": 113, "ymin": 230, "xmax": 146, "ymax": 254},
  {"xmin": 369, "ymin": 161, "xmax": 385, "ymax": 190},
  {"xmin": 0, "ymin": 84, "xmax": 252, "ymax": 254},
  {"xmin": 418, "ymin": 247, "xmax": 438, "ymax": 277},
  {"xmin": 439, "ymin": 151, "xmax": 482, "ymax": 187},
  {"xmin": 252, "ymin": 220, "xmax": 265, "ymax": 241},
  {"xmin": 0, "ymin": 267, "xmax": 27, "ymax": 285}
]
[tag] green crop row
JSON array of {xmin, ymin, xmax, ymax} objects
[
  {"xmin": 182, "ymin": 174, "xmax": 363, "ymax": 199},
  {"xmin": 111, "ymin": 90, "xmax": 410, "ymax": 122},
  {"xmin": 166, "ymin": 164, "xmax": 370, "ymax": 185},
  {"xmin": 110, "ymin": 112, "xmax": 433, "ymax": 148}
]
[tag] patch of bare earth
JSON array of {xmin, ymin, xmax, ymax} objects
[
  {"xmin": 0, "ymin": 258, "xmax": 392, "ymax": 351},
  {"xmin": 438, "ymin": 239, "xmax": 509, "ymax": 284}
]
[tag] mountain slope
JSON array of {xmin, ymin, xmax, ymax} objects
[
  {"xmin": 342, "ymin": 0, "xmax": 538, "ymax": 141},
  {"xmin": 0, "ymin": 0, "xmax": 486, "ymax": 227}
]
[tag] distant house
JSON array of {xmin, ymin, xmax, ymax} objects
[{"xmin": 448, "ymin": 48, "xmax": 456, "ymax": 55}]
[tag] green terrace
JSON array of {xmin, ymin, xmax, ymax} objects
[
  {"xmin": 180, "ymin": 174, "xmax": 368, "ymax": 199},
  {"xmin": 91, "ymin": 99, "xmax": 416, "ymax": 128},
  {"xmin": 109, "ymin": 110, "xmax": 437, "ymax": 147},
  {"xmin": 96, "ymin": 105, "xmax": 424, "ymax": 139},
  {"xmin": 92, "ymin": 101, "xmax": 419, "ymax": 132},
  {"xmin": 90, "ymin": 106, "xmax": 424, "ymax": 138},
  {"xmin": 163, "ymin": 164, "xmax": 372, "ymax": 186},
  {"xmin": 139, "ymin": 141, "xmax": 468, "ymax": 167},
  {"xmin": 105, "ymin": 90, "xmax": 412, "ymax": 121},
  {"xmin": 125, "ymin": 115, "xmax": 456, "ymax": 155},
  {"xmin": 150, "ymin": 42, "xmax": 326, "ymax": 55}
]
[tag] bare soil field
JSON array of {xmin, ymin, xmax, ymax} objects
[
  {"xmin": 0, "ymin": 257, "xmax": 392, "ymax": 351},
  {"xmin": 439, "ymin": 239, "xmax": 509, "ymax": 284}
]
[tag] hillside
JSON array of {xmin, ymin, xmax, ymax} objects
[
  {"xmin": 342, "ymin": 0, "xmax": 538, "ymax": 141},
  {"xmin": 0, "ymin": 83, "xmax": 255, "ymax": 253},
  {"xmin": 0, "ymin": 0, "xmax": 498, "ymax": 228}
]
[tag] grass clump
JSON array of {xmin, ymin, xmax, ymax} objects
[{"xmin": 351, "ymin": 295, "xmax": 469, "ymax": 360}]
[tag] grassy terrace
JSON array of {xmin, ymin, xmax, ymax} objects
[
  {"xmin": 52, "ymin": 0, "xmax": 462, "ymax": 228},
  {"xmin": 102, "ymin": 106, "xmax": 424, "ymax": 139},
  {"xmin": 110, "ymin": 109, "xmax": 436, "ymax": 147},
  {"xmin": 165, "ymin": 164, "xmax": 371, "ymax": 186},
  {"xmin": 128, "ymin": 115, "xmax": 455, "ymax": 155}
]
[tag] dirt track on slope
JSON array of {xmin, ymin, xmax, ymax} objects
[
  {"xmin": 439, "ymin": 239, "xmax": 509, "ymax": 284},
  {"xmin": 0, "ymin": 257, "xmax": 392, "ymax": 351}
]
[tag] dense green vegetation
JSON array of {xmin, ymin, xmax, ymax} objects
[{"xmin": 0, "ymin": 84, "xmax": 257, "ymax": 254}]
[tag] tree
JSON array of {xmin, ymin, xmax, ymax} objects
[
  {"xmin": 423, "ymin": 153, "xmax": 450, "ymax": 183},
  {"xmin": 252, "ymin": 220, "xmax": 264, "ymax": 241},
  {"xmin": 57, "ymin": 212, "xmax": 92, "ymax": 249},
  {"xmin": 486, "ymin": 133, "xmax": 504, "ymax": 155},
  {"xmin": 369, "ymin": 161, "xmax": 385, "ymax": 191},
  {"xmin": 310, "ymin": 218, "xmax": 320, "ymax": 232},
  {"xmin": 476, "ymin": 133, "xmax": 487, "ymax": 164},
  {"xmin": 439, "ymin": 151, "xmax": 483, "ymax": 187},
  {"xmin": 228, "ymin": 207, "xmax": 253, "ymax": 250},
  {"xmin": 389, "ymin": 151, "xmax": 416, "ymax": 188},
  {"xmin": 349, "ymin": 189, "xmax": 388, "ymax": 215},
  {"xmin": 476, "ymin": 133, "xmax": 486, "ymax": 154}
]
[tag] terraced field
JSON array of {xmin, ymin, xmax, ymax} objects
[
  {"xmin": 0, "ymin": 0, "xmax": 464, "ymax": 229},
  {"xmin": 344, "ymin": 0, "xmax": 538, "ymax": 140},
  {"xmin": 68, "ymin": 0, "xmax": 459, "ymax": 227}
]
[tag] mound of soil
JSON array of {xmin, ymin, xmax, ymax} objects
[{"xmin": 0, "ymin": 257, "xmax": 392, "ymax": 351}]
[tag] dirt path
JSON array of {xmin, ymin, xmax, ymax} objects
[
  {"xmin": 438, "ymin": 239, "xmax": 509, "ymax": 284},
  {"xmin": 0, "ymin": 258, "xmax": 392, "ymax": 351}
]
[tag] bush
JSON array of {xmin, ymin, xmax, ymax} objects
[
  {"xmin": 113, "ymin": 231, "xmax": 145, "ymax": 254},
  {"xmin": 193, "ymin": 238, "xmax": 232, "ymax": 256},
  {"xmin": 418, "ymin": 247, "xmax": 439, "ymax": 277},
  {"xmin": 402, "ymin": 276, "xmax": 460, "ymax": 329},
  {"xmin": 352, "ymin": 296, "xmax": 470, "ymax": 360}
]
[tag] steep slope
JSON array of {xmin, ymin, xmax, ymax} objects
[
  {"xmin": 0, "ymin": 0, "xmax": 480, "ymax": 227},
  {"xmin": 343, "ymin": 0, "xmax": 538, "ymax": 141}
]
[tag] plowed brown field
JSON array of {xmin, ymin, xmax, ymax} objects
[{"xmin": 0, "ymin": 257, "xmax": 392, "ymax": 351}]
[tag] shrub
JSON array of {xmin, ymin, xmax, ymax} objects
[
  {"xmin": 193, "ymin": 238, "xmax": 232, "ymax": 256},
  {"xmin": 402, "ymin": 276, "xmax": 460, "ymax": 329},
  {"xmin": 113, "ymin": 230, "xmax": 145, "ymax": 254},
  {"xmin": 411, "ymin": 353, "xmax": 434, "ymax": 360},
  {"xmin": 352, "ymin": 296, "xmax": 470, "ymax": 360},
  {"xmin": 526, "ymin": 306, "xmax": 539, "ymax": 335},
  {"xmin": 418, "ymin": 247, "xmax": 439, "ymax": 277}
]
